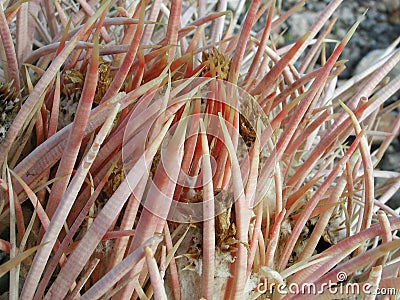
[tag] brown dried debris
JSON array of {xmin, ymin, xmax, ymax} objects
[
  {"xmin": 202, "ymin": 47, "xmax": 232, "ymax": 80},
  {"xmin": 0, "ymin": 81, "xmax": 20, "ymax": 142}
]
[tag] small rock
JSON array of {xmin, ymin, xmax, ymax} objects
[{"xmin": 354, "ymin": 49, "xmax": 400, "ymax": 78}]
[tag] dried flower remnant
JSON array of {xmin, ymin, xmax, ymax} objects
[
  {"xmin": 58, "ymin": 69, "xmax": 85, "ymax": 129},
  {"xmin": 214, "ymin": 188, "xmax": 237, "ymax": 251},
  {"xmin": 58, "ymin": 59, "xmax": 112, "ymax": 129},
  {"xmin": 94, "ymin": 58, "xmax": 112, "ymax": 105},
  {"xmin": 202, "ymin": 47, "xmax": 232, "ymax": 80},
  {"xmin": 239, "ymin": 113, "xmax": 257, "ymax": 148},
  {"xmin": 62, "ymin": 69, "xmax": 84, "ymax": 100}
]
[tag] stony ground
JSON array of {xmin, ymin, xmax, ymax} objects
[
  {"xmin": 281, "ymin": 0, "xmax": 400, "ymax": 207},
  {"xmin": 283, "ymin": 0, "xmax": 400, "ymax": 78}
]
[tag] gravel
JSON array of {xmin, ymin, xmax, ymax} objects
[
  {"xmin": 282, "ymin": 0, "xmax": 400, "ymax": 78},
  {"xmin": 281, "ymin": 0, "xmax": 400, "ymax": 207}
]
